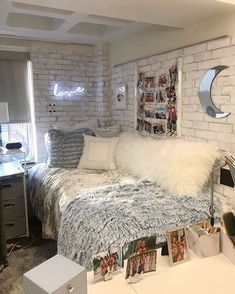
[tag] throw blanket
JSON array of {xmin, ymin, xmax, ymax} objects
[
  {"xmin": 58, "ymin": 180, "xmax": 222, "ymax": 270},
  {"xmin": 28, "ymin": 163, "xmax": 136, "ymax": 239}
]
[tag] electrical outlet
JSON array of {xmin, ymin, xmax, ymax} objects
[{"xmin": 48, "ymin": 104, "xmax": 56, "ymax": 113}]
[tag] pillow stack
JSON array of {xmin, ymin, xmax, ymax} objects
[
  {"xmin": 47, "ymin": 128, "xmax": 95, "ymax": 168},
  {"xmin": 46, "ymin": 123, "xmax": 121, "ymax": 170}
]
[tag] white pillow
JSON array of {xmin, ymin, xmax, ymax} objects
[
  {"xmin": 52, "ymin": 119, "xmax": 98, "ymax": 131},
  {"xmin": 115, "ymin": 132, "xmax": 221, "ymax": 196},
  {"xmin": 78, "ymin": 135, "xmax": 119, "ymax": 170}
]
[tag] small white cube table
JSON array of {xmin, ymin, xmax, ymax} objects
[{"xmin": 23, "ymin": 254, "xmax": 87, "ymax": 294}]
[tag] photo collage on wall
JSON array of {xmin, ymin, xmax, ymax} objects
[{"xmin": 136, "ymin": 65, "xmax": 178, "ymax": 136}]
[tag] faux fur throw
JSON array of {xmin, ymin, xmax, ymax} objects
[
  {"xmin": 58, "ymin": 180, "xmax": 222, "ymax": 270},
  {"xmin": 115, "ymin": 133, "xmax": 221, "ymax": 196}
]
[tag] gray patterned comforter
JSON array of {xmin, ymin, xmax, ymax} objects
[
  {"xmin": 58, "ymin": 180, "xmax": 223, "ymax": 269},
  {"xmin": 28, "ymin": 164, "xmax": 227, "ymax": 270},
  {"xmin": 28, "ymin": 163, "xmax": 136, "ymax": 239}
]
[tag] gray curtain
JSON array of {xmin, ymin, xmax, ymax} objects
[{"xmin": 0, "ymin": 52, "xmax": 31, "ymax": 123}]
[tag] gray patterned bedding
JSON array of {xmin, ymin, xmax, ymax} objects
[
  {"xmin": 28, "ymin": 163, "xmax": 228, "ymax": 270},
  {"xmin": 57, "ymin": 180, "xmax": 223, "ymax": 269},
  {"xmin": 28, "ymin": 163, "xmax": 136, "ymax": 239}
]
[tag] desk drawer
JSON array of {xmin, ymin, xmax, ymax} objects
[
  {"xmin": 3, "ymin": 197, "xmax": 25, "ymax": 219},
  {"xmin": 0, "ymin": 177, "xmax": 24, "ymax": 200},
  {"xmin": 4, "ymin": 216, "xmax": 26, "ymax": 240}
]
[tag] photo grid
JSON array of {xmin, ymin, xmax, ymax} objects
[{"xmin": 136, "ymin": 65, "xmax": 178, "ymax": 136}]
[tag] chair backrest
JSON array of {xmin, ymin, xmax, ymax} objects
[{"xmin": 222, "ymin": 212, "xmax": 235, "ymax": 237}]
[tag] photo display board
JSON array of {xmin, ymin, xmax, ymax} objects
[{"xmin": 136, "ymin": 65, "xmax": 178, "ymax": 136}]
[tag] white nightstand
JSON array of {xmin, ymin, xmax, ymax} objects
[
  {"xmin": 24, "ymin": 254, "xmax": 87, "ymax": 294},
  {"xmin": 0, "ymin": 160, "xmax": 29, "ymax": 239}
]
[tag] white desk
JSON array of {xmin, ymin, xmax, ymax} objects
[{"xmin": 87, "ymin": 250, "xmax": 235, "ymax": 294}]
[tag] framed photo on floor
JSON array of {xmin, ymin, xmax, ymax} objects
[
  {"xmin": 166, "ymin": 226, "xmax": 190, "ymax": 266},
  {"xmin": 115, "ymin": 84, "xmax": 126, "ymax": 109}
]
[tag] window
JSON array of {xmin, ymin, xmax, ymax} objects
[
  {"xmin": 0, "ymin": 55, "xmax": 37, "ymax": 162},
  {"xmin": 0, "ymin": 123, "xmax": 36, "ymax": 162}
]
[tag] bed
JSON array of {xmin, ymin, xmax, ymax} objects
[
  {"xmin": 28, "ymin": 129, "xmax": 232, "ymax": 269},
  {"xmin": 28, "ymin": 163, "xmax": 135, "ymax": 240},
  {"xmin": 28, "ymin": 163, "xmax": 229, "ymax": 269}
]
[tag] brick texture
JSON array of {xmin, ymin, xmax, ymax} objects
[
  {"xmin": 110, "ymin": 36, "xmax": 235, "ymax": 203},
  {"xmin": 30, "ymin": 44, "xmax": 111, "ymax": 161}
]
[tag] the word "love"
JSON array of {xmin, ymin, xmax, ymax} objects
[{"xmin": 53, "ymin": 83, "xmax": 85, "ymax": 97}]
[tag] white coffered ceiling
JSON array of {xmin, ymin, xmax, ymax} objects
[{"xmin": 0, "ymin": 0, "xmax": 234, "ymax": 45}]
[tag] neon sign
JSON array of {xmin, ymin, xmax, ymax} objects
[{"xmin": 53, "ymin": 83, "xmax": 85, "ymax": 97}]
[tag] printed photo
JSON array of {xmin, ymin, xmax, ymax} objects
[
  {"xmin": 155, "ymin": 105, "xmax": 166, "ymax": 119},
  {"xmin": 122, "ymin": 236, "xmax": 156, "ymax": 261},
  {"xmin": 93, "ymin": 249, "xmax": 120, "ymax": 281},
  {"xmin": 166, "ymin": 226, "xmax": 190, "ymax": 266},
  {"xmin": 144, "ymin": 76, "xmax": 155, "ymax": 89},
  {"xmin": 156, "ymin": 90, "xmax": 166, "ymax": 103},
  {"xmin": 136, "ymin": 118, "xmax": 144, "ymax": 132},
  {"xmin": 144, "ymin": 121, "xmax": 152, "ymax": 133},
  {"xmin": 145, "ymin": 110, "xmax": 155, "ymax": 119},
  {"xmin": 158, "ymin": 74, "xmax": 168, "ymax": 87},
  {"xmin": 166, "ymin": 103, "xmax": 177, "ymax": 136},
  {"xmin": 169, "ymin": 65, "xmax": 177, "ymax": 87},
  {"xmin": 166, "ymin": 86, "xmax": 176, "ymax": 102},
  {"xmin": 115, "ymin": 85, "xmax": 126, "ymax": 109},
  {"xmin": 153, "ymin": 123, "xmax": 166, "ymax": 135},
  {"xmin": 125, "ymin": 249, "xmax": 157, "ymax": 280},
  {"xmin": 166, "ymin": 117, "xmax": 177, "ymax": 136},
  {"xmin": 137, "ymin": 72, "xmax": 145, "ymax": 88},
  {"xmin": 145, "ymin": 91, "xmax": 155, "ymax": 103}
]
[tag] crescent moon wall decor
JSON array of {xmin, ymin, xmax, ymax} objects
[{"xmin": 199, "ymin": 65, "xmax": 230, "ymax": 118}]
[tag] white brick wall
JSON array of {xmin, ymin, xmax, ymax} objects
[
  {"xmin": 110, "ymin": 36, "xmax": 235, "ymax": 203},
  {"xmin": 110, "ymin": 36, "xmax": 235, "ymax": 153},
  {"xmin": 30, "ymin": 44, "xmax": 111, "ymax": 161},
  {"xmin": 28, "ymin": 36, "xmax": 235, "ymax": 203}
]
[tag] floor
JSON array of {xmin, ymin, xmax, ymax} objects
[
  {"xmin": 0, "ymin": 218, "xmax": 57, "ymax": 294},
  {"xmin": 2, "ymin": 219, "xmax": 235, "ymax": 294}
]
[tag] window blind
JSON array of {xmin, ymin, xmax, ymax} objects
[{"xmin": 0, "ymin": 51, "xmax": 31, "ymax": 123}]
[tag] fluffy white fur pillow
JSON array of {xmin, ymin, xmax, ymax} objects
[
  {"xmin": 115, "ymin": 132, "xmax": 221, "ymax": 196},
  {"xmin": 78, "ymin": 135, "xmax": 119, "ymax": 170}
]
